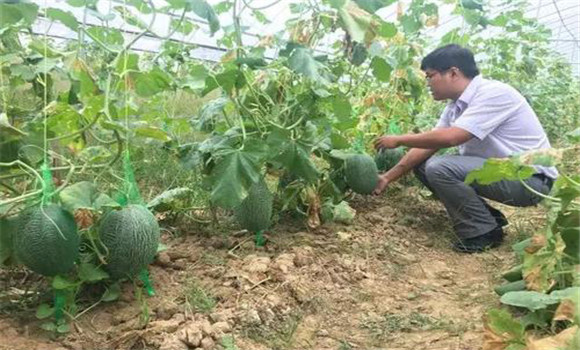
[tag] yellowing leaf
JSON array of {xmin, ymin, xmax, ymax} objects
[
  {"xmin": 483, "ymin": 309, "xmax": 525, "ymax": 350},
  {"xmin": 525, "ymin": 234, "xmax": 547, "ymax": 254},
  {"xmin": 526, "ymin": 326, "xmax": 578, "ymax": 350},
  {"xmin": 553, "ymin": 299, "xmax": 576, "ymax": 323},
  {"xmin": 305, "ymin": 187, "xmax": 321, "ymax": 229}
]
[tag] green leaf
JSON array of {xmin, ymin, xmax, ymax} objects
[
  {"xmin": 52, "ymin": 276, "xmax": 77, "ymax": 290},
  {"xmin": 77, "ymin": 68, "xmax": 98, "ymax": 99},
  {"xmin": 0, "ymin": 3, "xmax": 39, "ymax": 27},
  {"xmin": 338, "ymin": 2, "xmax": 373, "ymax": 43},
  {"xmin": 59, "ymin": 181, "xmax": 98, "ymax": 212},
  {"xmin": 113, "ymin": 6, "xmax": 147, "ymax": 30},
  {"xmin": 351, "ymin": 43, "xmax": 367, "ymax": 66},
  {"xmin": 188, "ymin": 0, "xmax": 220, "ymax": 35},
  {"xmin": 268, "ymin": 129, "xmax": 319, "ymax": 183},
  {"xmin": 329, "ymin": 0, "xmax": 347, "ymax": 9},
  {"xmin": 333, "ymin": 201, "xmax": 356, "ymax": 224},
  {"xmin": 135, "ymin": 126, "xmax": 171, "ymax": 141},
  {"xmin": 500, "ymin": 291, "xmax": 560, "ymax": 311},
  {"xmin": 330, "ymin": 133, "xmax": 350, "ymax": 149},
  {"xmin": 102, "ymin": 283, "xmax": 121, "ymax": 302},
  {"xmin": 116, "ymin": 53, "xmax": 139, "ymax": 75},
  {"xmin": 28, "ymin": 39, "xmax": 63, "ymax": 58},
  {"xmin": 67, "ymin": 0, "xmax": 95, "ymax": 7},
  {"xmin": 252, "ymin": 10, "xmax": 270, "ymax": 24},
  {"xmin": 288, "ymin": 47, "xmax": 327, "ymax": 82},
  {"xmin": 78, "ymin": 263, "xmax": 109, "ymax": 282},
  {"xmin": 400, "ymin": 15, "xmax": 421, "ymax": 34},
  {"xmin": 354, "ymin": 0, "xmax": 396, "ymax": 13},
  {"xmin": 157, "ymin": 243, "xmax": 168, "ymax": 253},
  {"xmin": 485, "ymin": 309, "xmax": 525, "ymax": 342},
  {"xmin": 34, "ymin": 58, "xmax": 59, "ymax": 74},
  {"xmin": 86, "ymin": 27, "xmax": 124, "ymax": 51},
  {"xmin": 94, "ymin": 193, "xmax": 121, "ymax": 210},
  {"xmin": 36, "ymin": 304, "xmax": 54, "ymax": 320},
  {"xmin": 332, "ymin": 95, "xmax": 352, "ymax": 120},
  {"xmin": 550, "ymin": 287, "xmax": 580, "ymax": 302},
  {"xmin": 371, "ymin": 56, "xmax": 392, "ymax": 82},
  {"xmin": 46, "ymin": 8, "xmax": 78, "ymax": 31},
  {"xmin": 461, "ymin": 0, "xmax": 483, "ymax": 11},
  {"xmin": 566, "ymin": 127, "xmax": 580, "ymax": 143},
  {"xmin": 135, "ymin": 67, "xmax": 172, "ymax": 97},
  {"xmin": 465, "ymin": 158, "xmax": 535, "ymax": 185},
  {"xmin": 378, "ymin": 22, "xmax": 397, "ymax": 38},
  {"xmin": 56, "ymin": 323, "xmax": 70, "ymax": 334},
  {"xmin": 554, "ymin": 208, "xmax": 580, "ymax": 262},
  {"xmin": 147, "ymin": 187, "xmax": 194, "ymax": 211},
  {"xmin": 518, "ymin": 148, "xmax": 563, "ymax": 167},
  {"xmin": 40, "ymin": 321, "xmax": 57, "ymax": 332},
  {"xmin": 440, "ymin": 28, "xmax": 470, "ymax": 45},
  {"xmin": 274, "ymin": 142, "xmax": 319, "ymax": 184},
  {"xmin": 203, "ymin": 67, "xmax": 244, "ymax": 95},
  {"xmin": 171, "ymin": 18, "xmax": 196, "ymax": 35},
  {"xmin": 209, "ymin": 143, "xmax": 267, "ymax": 208},
  {"xmin": 520, "ymin": 310, "xmax": 551, "ymax": 329}
]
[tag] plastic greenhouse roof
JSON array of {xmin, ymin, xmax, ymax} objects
[{"xmin": 29, "ymin": 1, "xmax": 580, "ymax": 75}]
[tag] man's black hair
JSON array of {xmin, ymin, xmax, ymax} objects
[{"xmin": 420, "ymin": 44, "xmax": 480, "ymax": 78}]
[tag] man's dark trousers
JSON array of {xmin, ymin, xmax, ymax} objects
[{"xmin": 414, "ymin": 155, "xmax": 553, "ymax": 240}]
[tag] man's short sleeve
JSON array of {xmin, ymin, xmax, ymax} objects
[
  {"xmin": 435, "ymin": 105, "xmax": 451, "ymax": 129},
  {"xmin": 453, "ymin": 91, "xmax": 522, "ymax": 140}
]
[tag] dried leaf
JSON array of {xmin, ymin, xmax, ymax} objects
[
  {"xmin": 74, "ymin": 208, "xmax": 95, "ymax": 229},
  {"xmin": 524, "ymin": 265, "xmax": 553, "ymax": 292},
  {"xmin": 483, "ymin": 309, "xmax": 525, "ymax": 350},
  {"xmin": 396, "ymin": 1, "xmax": 403, "ymax": 19},
  {"xmin": 306, "ymin": 187, "xmax": 321, "ymax": 229},
  {"xmin": 483, "ymin": 324, "xmax": 507, "ymax": 350},
  {"xmin": 525, "ymin": 234, "xmax": 547, "ymax": 254},
  {"xmin": 553, "ymin": 299, "xmax": 576, "ymax": 323},
  {"xmin": 425, "ymin": 16, "xmax": 439, "ymax": 27},
  {"xmin": 526, "ymin": 326, "xmax": 578, "ymax": 350}
]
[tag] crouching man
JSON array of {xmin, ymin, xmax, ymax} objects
[{"xmin": 373, "ymin": 44, "xmax": 557, "ymax": 253}]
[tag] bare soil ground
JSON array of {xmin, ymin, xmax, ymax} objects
[{"xmin": 0, "ymin": 184, "xmax": 546, "ymax": 350}]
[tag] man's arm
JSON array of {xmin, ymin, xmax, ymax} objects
[
  {"xmin": 375, "ymin": 127, "xmax": 473, "ymax": 149},
  {"xmin": 373, "ymin": 147, "xmax": 438, "ymax": 194}
]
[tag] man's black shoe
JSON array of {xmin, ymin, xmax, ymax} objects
[
  {"xmin": 453, "ymin": 226, "xmax": 504, "ymax": 253},
  {"xmin": 485, "ymin": 204, "xmax": 508, "ymax": 227}
]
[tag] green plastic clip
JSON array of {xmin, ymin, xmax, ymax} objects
[
  {"xmin": 139, "ymin": 269, "xmax": 155, "ymax": 297},
  {"xmin": 255, "ymin": 230, "xmax": 265, "ymax": 247}
]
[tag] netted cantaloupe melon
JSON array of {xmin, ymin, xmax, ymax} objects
[
  {"xmin": 14, "ymin": 204, "xmax": 79, "ymax": 276},
  {"xmin": 375, "ymin": 147, "xmax": 404, "ymax": 172},
  {"xmin": 345, "ymin": 154, "xmax": 379, "ymax": 195},
  {"xmin": 235, "ymin": 180, "xmax": 273, "ymax": 232},
  {"xmin": 98, "ymin": 205, "xmax": 160, "ymax": 279}
]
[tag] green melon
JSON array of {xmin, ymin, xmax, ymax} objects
[
  {"xmin": 375, "ymin": 147, "xmax": 404, "ymax": 172},
  {"xmin": 235, "ymin": 180, "xmax": 273, "ymax": 232},
  {"xmin": 99, "ymin": 205, "xmax": 160, "ymax": 279},
  {"xmin": 345, "ymin": 154, "xmax": 379, "ymax": 195},
  {"xmin": 14, "ymin": 204, "xmax": 79, "ymax": 276}
]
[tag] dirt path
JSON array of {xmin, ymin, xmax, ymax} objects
[{"xmin": 0, "ymin": 185, "xmax": 542, "ymax": 350}]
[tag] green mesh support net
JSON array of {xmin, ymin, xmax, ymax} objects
[
  {"xmin": 114, "ymin": 150, "xmax": 144, "ymax": 206},
  {"xmin": 40, "ymin": 162, "xmax": 55, "ymax": 205},
  {"xmin": 53, "ymin": 289, "xmax": 66, "ymax": 321},
  {"xmin": 388, "ymin": 119, "xmax": 402, "ymax": 135},
  {"xmin": 352, "ymin": 131, "xmax": 366, "ymax": 154},
  {"xmin": 139, "ymin": 269, "xmax": 155, "ymax": 297},
  {"xmin": 114, "ymin": 150, "xmax": 155, "ymax": 295},
  {"xmin": 255, "ymin": 230, "xmax": 265, "ymax": 247}
]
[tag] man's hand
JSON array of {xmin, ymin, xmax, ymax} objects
[
  {"xmin": 373, "ymin": 175, "xmax": 390, "ymax": 195},
  {"xmin": 374, "ymin": 135, "xmax": 400, "ymax": 150}
]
